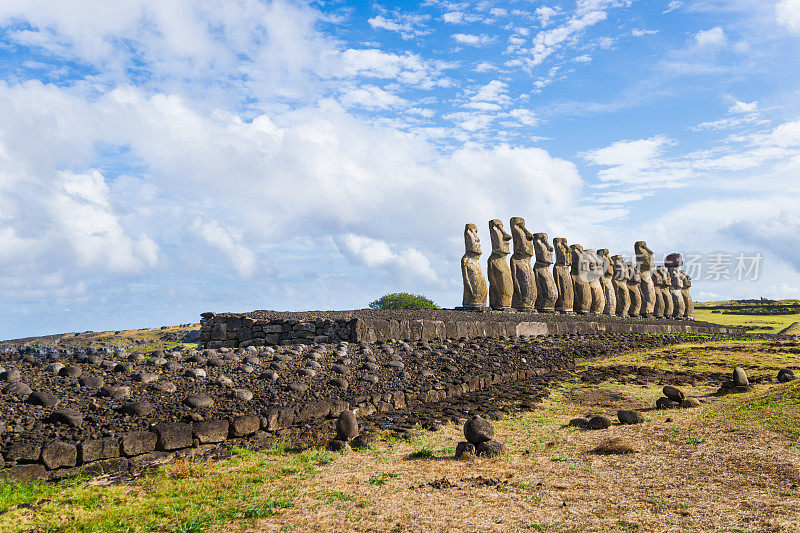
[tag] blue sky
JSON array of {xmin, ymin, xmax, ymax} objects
[{"xmin": 1, "ymin": 0, "xmax": 799, "ymax": 339}]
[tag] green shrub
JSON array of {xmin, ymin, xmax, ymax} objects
[{"xmin": 368, "ymin": 293, "xmax": 439, "ymax": 310}]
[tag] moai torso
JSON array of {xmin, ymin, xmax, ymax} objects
[
  {"xmin": 509, "ymin": 217, "xmax": 536, "ymax": 311},
  {"xmin": 668, "ymin": 266, "xmax": 685, "ymax": 318},
  {"xmin": 635, "ymin": 241, "xmax": 656, "ymax": 317},
  {"xmin": 587, "ymin": 250, "xmax": 605, "ymax": 314},
  {"xmin": 461, "ymin": 223, "xmax": 487, "ymax": 308},
  {"xmin": 598, "ymin": 249, "xmax": 616, "ymax": 315},
  {"xmin": 487, "ymin": 219, "xmax": 513, "ymax": 310},
  {"xmin": 659, "ymin": 266, "xmax": 674, "ymax": 318},
  {"xmin": 533, "ymin": 232, "xmax": 557, "ymax": 312},
  {"xmin": 612, "ymin": 255, "xmax": 631, "ymax": 316},
  {"xmin": 553, "ymin": 237, "xmax": 573, "ymax": 313},
  {"xmin": 680, "ymin": 271, "xmax": 694, "ymax": 319},
  {"xmin": 627, "ymin": 262, "xmax": 643, "ymax": 317},
  {"xmin": 570, "ymin": 244, "xmax": 592, "ymax": 314},
  {"xmin": 652, "ymin": 267, "xmax": 665, "ymax": 317}
]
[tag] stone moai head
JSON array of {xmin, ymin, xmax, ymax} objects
[
  {"xmin": 489, "ymin": 219, "xmax": 511, "ymax": 254},
  {"xmin": 665, "ymin": 253, "xmax": 683, "ymax": 269},
  {"xmin": 510, "ymin": 217, "xmax": 533, "ymax": 256},
  {"xmin": 534, "ymin": 232, "xmax": 553, "ymax": 263},
  {"xmin": 554, "ymin": 238, "xmax": 571, "ymax": 266},
  {"xmin": 464, "ymin": 223, "xmax": 481, "ymax": 255},
  {"xmin": 597, "ymin": 249, "xmax": 613, "ymax": 277},
  {"xmin": 635, "ymin": 241, "xmax": 655, "ymax": 271}
]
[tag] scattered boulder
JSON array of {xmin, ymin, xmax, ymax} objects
[
  {"xmin": 680, "ymin": 397, "xmax": 701, "ymax": 408},
  {"xmin": 455, "ymin": 441, "xmax": 476, "ymax": 460},
  {"xmin": 656, "ymin": 397, "xmax": 680, "ymax": 410},
  {"xmin": 184, "ymin": 394, "xmax": 214, "ymax": 409},
  {"xmin": 662, "ymin": 386, "xmax": 685, "ymax": 402},
  {"xmin": 351, "ymin": 432, "xmax": 376, "ymax": 450},
  {"xmin": 336, "ymin": 410, "xmax": 359, "ymax": 441},
  {"xmin": 328, "ymin": 439, "xmax": 351, "ymax": 452},
  {"xmin": 78, "ymin": 375, "xmax": 104, "ymax": 388},
  {"xmin": 464, "ymin": 415, "xmax": 494, "ymax": 444},
  {"xmin": 778, "ymin": 368, "xmax": 797, "ymax": 383},
  {"xmin": 27, "ymin": 391, "xmax": 60, "ymax": 409},
  {"xmin": 151, "ymin": 381, "xmax": 177, "ymax": 393},
  {"xmin": 733, "ymin": 367, "xmax": 749, "ymax": 387},
  {"xmin": 617, "ymin": 410, "xmax": 644, "ymax": 425},
  {"xmin": 587, "ymin": 415, "xmax": 612, "ymax": 430},
  {"xmin": 476, "ymin": 440, "xmax": 506, "ymax": 458},
  {"xmin": 41, "ymin": 441, "xmax": 78, "ymax": 469},
  {"xmin": 3, "ymin": 382, "xmax": 32, "ymax": 399},
  {"xmin": 99, "ymin": 385, "xmax": 130, "ymax": 400},
  {"xmin": 47, "ymin": 409, "xmax": 84, "ymax": 428},
  {"xmin": 568, "ymin": 417, "xmax": 590, "ymax": 428},
  {"xmin": 119, "ymin": 401, "xmax": 155, "ymax": 417}
]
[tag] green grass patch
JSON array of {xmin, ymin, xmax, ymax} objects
[{"xmin": 703, "ymin": 381, "xmax": 800, "ymax": 441}]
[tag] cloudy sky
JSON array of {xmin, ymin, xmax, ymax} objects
[{"xmin": 1, "ymin": 0, "xmax": 799, "ymax": 338}]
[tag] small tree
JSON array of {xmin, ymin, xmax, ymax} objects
[{"xmin": 369, "ymin": 292, "xmax": 439, "ymax": 310}]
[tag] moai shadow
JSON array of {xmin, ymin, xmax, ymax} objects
[
  {"xmin": 570, "ymin": 244, "xmax": 592, "ymax": 315},
  {"xmin": 597, "ymin": 249, "xmax": 616, "ymax": 316},
  {"xmin": 487, "ymin": 219, "xmax": 513, "ymax": 310},
  {"xmin": 612, "ymin": 255, "xmax": 631, "ymax": 317},
  {"xmin": 533, "ymin": 233, "xmax": 557, "ymax": 313},
  {"xmin": 510, "ymin": 217, "xmax": 537, "ymax": 312},
  {"xmin": 553, "ymin": 237, "xmax": 573, "ymax": 314},
  {"xmin": 635, "ymin": 241, "xmax": 655, "ymax": 318},
  {"xmin": 461, "ymin": 223, "xmax": 487, "ymax": 309}
]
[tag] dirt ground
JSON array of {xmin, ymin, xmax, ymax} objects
[{"xmin": 224, "ymin": 380, "xmax": 800, "ymax": 533}]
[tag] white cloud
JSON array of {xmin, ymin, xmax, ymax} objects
[
  {"xmin": 535, "ymin": 6, "xmax": 558, "ymax": 26},
  {"xmin": 776, "ymin": 0, "xmax": 800, "ymax": 33},
  {"xmin": 190, "ymin": 218, "xmax": 255, "ymax": 278},
  {"xmin": 573, "ymin": 54, "xmax": 593, "ymax": 62},
  {"xmin": 632, "ymin": 29, "xmax": 659, "ymax": 37},
  {"xmin": 340, "ymin": 85, "xmax": 409, "ymax": 109},
  {"xmin": 508, "ymin": 108, "xmax": 539, "ymax": 126},
  {"xmin": 337, "ymin": 233, "xmax": 439, "ymax": 284},
  {"xmin": 367, "ymin": 13, "xmax": 431, "ymax": 40},
  {"xmin": 694, "ymin": 26, "xmax": 726, "ymax": 47},
  {"xmin": 339, "ymin": 49, "xmax": 450, "ymax": 89},
  {"xmin": 453, "ymin": 33, "xmax": 494, "ymax": 46},
  {"xmin": 729, "ymin": 100, "xmax": 758, "ymax": 114}
]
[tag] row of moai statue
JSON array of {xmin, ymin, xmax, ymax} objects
[{"xmin": 461, "ymin": 219, "xmax": 694, "ymax": 319}]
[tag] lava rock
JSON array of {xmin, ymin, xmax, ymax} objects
[
  {"xmin": 193, "ymin": 420, "xmax": 229, "ymax": 444},
  {"xmin": 455, "ymin": 441, "xmax": 476, "ymax": 460},
  {"xmin": 58, "ymin": 366, "xmax": 82, "ymax": 378},
  {"xmin": 152, "ymin": 381, "xmax": 177, "ymax": 393},
  {"xmin": 119, "ymin": 401, "xmax": 155, "ymax": 417},
  {"xmin": 733, "ymin": 367, "xmax": 749, "ymax": 387},
  {"xmin": 778, "ymin": 368, "xmax": 796, "ymax": 383},
  {"xmin": 184, "ymin": 394, "xmax": 214, "ymax": 409},
  {"xmin": 27, "ymin": 391, "xmax": 60, "ymax": 409},
  {"xmin": 587, "ymin": 415, "xmax": 612, "ymax": 430},
  {"xmin": 48, "ymin": 409, "xmax": 84, "ymax": 428},
  {"xmin": 99, "ymin": 385, "xmax": 131, "ymax": 400},
  {"xmin": 662, "ymin": 386, "xmax": 685, "ymax": 402},
  {"xmin": 656, "ymin": 397, "xmax": 680, "ymax": 410},
  {"xmin": 336, "ymin": 410, "xmax": 359, "ymax": 441},
  {"xmin": 229, "ymin": 415, "xmax": 260, "ymax": 437},
  {"xmin": 3, "ymin": 382, "xmax": 32, "ymax": 399},
  {"xmin": 154, "ymin": 422, "xmax": 192, "ymax": 451},
  {"xmin": 329, "ymin": 377, "xmax": 348, "ymax": 389},
  {"xmin": 41, "ymin": 441, "xmax": 77, "ymax": 469},
  {"xmin": 568, "ymin": 417, "xmax": 590, "ymax": 428},
  {"xmin": 350, "ymin": 432, "xmax": 376, "ymax": 450},
  {"xmin": 327, "ymin": 439, "xmax": 351, "ymax": 452},
  {"xmin": 120, "ymin": 431, "xmax": 157, "ymax": 456},
  {"xmin": 680, "ymin": 397, "xmax": 701, "ymax": 408},
  {"xmin": 617, "ymin": 409, "xmax": 644, "ymax": 425},
  {"xmin": 78, "ymin": 375, "xmax": 104, "ymax": 388},
  {"xmin": 475, "ymin": 440, "xmax": 506, "ymax": 458},
  {"xmin": 232, "ymin": 388, "xmax": 253, "ymax": 401},
  {"xmin": 464, "ymin": 415, "xmax": 494, "ymax": 445}
]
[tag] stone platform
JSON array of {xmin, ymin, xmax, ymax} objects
[{"xmin": 200, "ymin": 309, "xmax": 745, "ymax": 349}]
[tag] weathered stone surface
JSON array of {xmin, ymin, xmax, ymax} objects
[
  {"xmin": 327, "ymin": 439, "xmax": 351, "ymax": 452},
  {"xmin": 487, "ymin": 219, "xmax": 513, "ymax": 310},
  {"xmin": 680, "ymin": 397, "xmax": 701, "ymax": 408},
  {"xmin": 193, "ymin": 420, "xmax": 229, "ymax": 443},
  {"xmin": 27, "ymin": 390, "xmax": 60, "ymax": 408},
  {"xmin": 154, "ymin": 423, "xmax": 193, "ymax": 451},
  {"xmin": 120, "ymin": 431, "xmax": 157, "ymax": 456},
  {"xmin": 570, "ymin": 244, "xmax": 592, "ymax": 315},
  {"xmin": 3, "ymin": 382, "xmax": 32, "ymax": 398},
  {"xmin": 184, "ymin": 394, "xmax": 214, "ymax": 409},
  {"xmin": 78, "ymin": 438, "xmax": 120, "ymax": 464},
  {"xmin": 119, "ymin": 401, "xmax": 154, "ymax": 417},
  {"xmin": 461, "ymin": 223, "xmax": 487, "ymax": 309},
  {"xmin": 733, "ymin": 367, "xmax": 749, "ymax": 387},
  {"xmin": 663, "ymin": 385, "xmax": 685, "ymax": 402},
  {"xmin": 350, "ymin": 433, "xmax": 376, "ymax": 450},
  {"xmin": 656, "ymin": 397, "xmax": 680, "ymax": 410},
  {"xmin": 47, "ymin": 409, "xmax": 84, "ymax": 428},
  {"xmin": 778, "ymin": 368, "xmax": 796, "ymax": 383},
  {"xmin": 464, "ymin": 415, "xmax": 494, "ymax": 444},
  {"xmin": 2, "ymin": 464, "xmax": 47, "ymax": 481},
  {"xmin": 336, "ymin": 410, "xmax": 359, "ymax": 441},
  {"xmin": 5, "ymin": 441, "xmax": 41, "ymax": 462},
  {"xmin": 455, "ymin": 441, "xmax": 476, "ymax": 460},
  {"xmin": 617, "ymin": 409, "xmax": 644, "ymax": 425},
  {"xmin": 41, "ymin": 441, "xmax": 77, "ymax": 469},
  {"xmin": 587, "ymin": 415, "xmax": 612, "ymax": 430},
  {"xmin": 568, "ymin": 417, "xmax": 589, "ymax": 428},
  {"xmin": 475, "ymin": 440, "xmax": 506, "ymax": 457},
  {"xmin": 509, "ymin": 217, "xmax": 537, "ymax": 311},
  {"xmin": 597, "ymin": 249, "xmax": 616, "ymax": 315},
  {"xmin": 627, "ymin": 262, "xmax": 643, "ymax": 317},
  {"xmin": 534, "ymin": 233, "xmax": 557, "ymax": 312},
  {"xmin": 635, "ymin": 241, "xmax": 655, "ymax": 317},
  {"xmin": 612, "ymin": 255, "xmax": 631, "ymax": 316},
  {"xmin": 229, "ymin": 415, "xmax": 260, "ymax": 437}
]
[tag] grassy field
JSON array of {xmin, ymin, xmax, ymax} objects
[
  {"xmin": 694, "ymin": 307, "xmax": 800, "ymax": 333},
  {"xmin": 1, "ymin": 340, "xmax": 799, "ymax": 532}
]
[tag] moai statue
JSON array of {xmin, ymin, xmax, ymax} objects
[
  {"xmin": 681, "ymin": 271, "xmax": 694, "ymax": 320},
  {"xmin": 659, "ymin": 265, "xmax": 674, "ymax": 318},
  {"xmin": 461, "ymin": 223, "xmax": 487, "ymax": 309},
  {"xmin": 553, "ymin": 237, "xmax": 574, "ymax": 314},
  {"xmin": 597, "ymin": 249, "xmax": 616, "ymax": 315},
  {"xmin": 612, "ymin": 255, "xmax": 630, "ymax": 317},
  {"xmin": 570, "ymin": 244, "xmax": 592, "ymax": 315},
  {"xmin": 533, "ymin": 232, "xmax": 557, "ymax": 312},
  {"xmin": 635, "ymin": 241, "xmax": 656, "ymax": 318},
  {"xmin": 587, "ymin": 250, "xmax": 605, "ymax": 315},
  {"xmin": 652, "ymin": 267, "xmax": 665, "ymax": 318},
  {"xmin": 627, "ymin": 262, "xmax": 643, "ymax": 317},
  {"xmin": 509, "ymin": 217, "xmax": 537, "ymax": 311},
  {"xmin": 666, "ymin": 253, "xmax": 685, "ymax": 319},
  {"xmin": 487, "ymin": 219, "xmax": 513, "ymax": 310}
]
